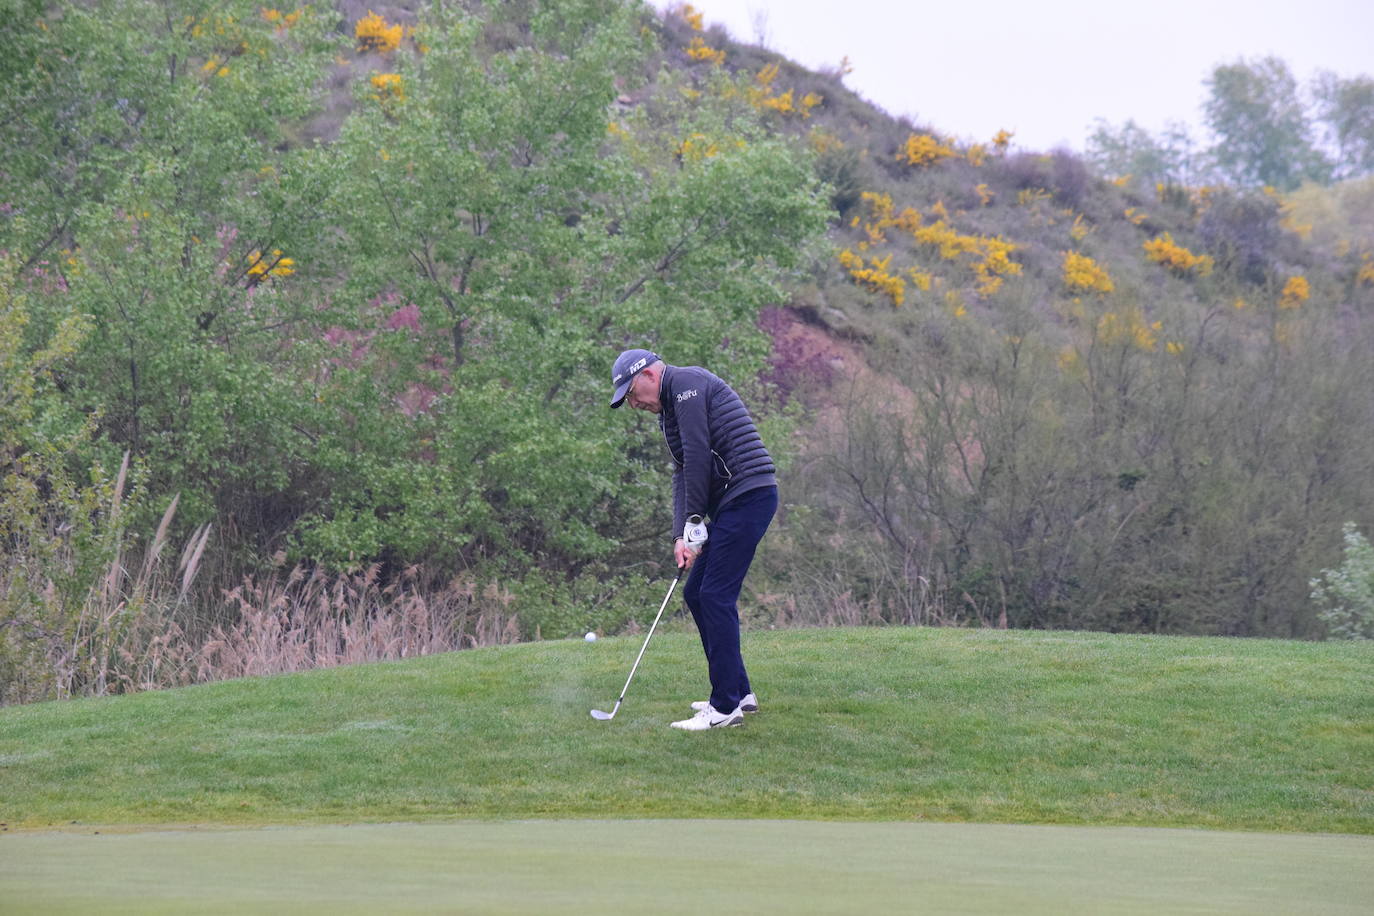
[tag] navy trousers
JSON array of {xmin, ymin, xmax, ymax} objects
[{"xmin": 682, "ymin": 485, "xmax": 778, "ymax": 715}]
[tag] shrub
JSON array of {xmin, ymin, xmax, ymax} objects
[
  {"xmin": 1143, "ymin": 232, "xmax": 1214, "ymax": 276},
  {"xmin": 1048, "ymin": 149, "xmax": 1093, "ymax": 208},
  {"xmin": 1310, "ymin": 523, "xmax": 1374, "ymax": 639},
  {"xmin": 1062, "ymin": 251, "xmax": 1115, "ymax": 294},
  {"xmin": 355, "ymin": 10, "xmax": 403, "ymax": 53},
  {"xmin": 1197, "ymin": 189, "xmax": 1289, "ymax": 283},
  {"xmin": 896, "ymin": 132, "xmax": 958, "ymax": 167}
]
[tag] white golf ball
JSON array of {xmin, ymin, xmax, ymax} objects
[{"xmin": 584, "ymin": 631, "xmax": 597, "ymax": 642}]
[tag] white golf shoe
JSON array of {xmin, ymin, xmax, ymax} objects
[
  {"xmin": 691, "ymin": 693, "xmax": 757, "ymax": 714},
  {"xmin": 670, "ymin": 703, "xmax": 744, "ymax": 731}
]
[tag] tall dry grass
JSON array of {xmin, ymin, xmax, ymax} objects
[
  {"xmin": 197, "ymin": 563, "xmax": 522, "ymax": 681},
  {"xmin": 1, "ymin": 460, "xmax": 521, "ymax": 705}
]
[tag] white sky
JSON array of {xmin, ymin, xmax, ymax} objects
[{"xmin": 667, "ymin": 0, "xmax": 1374, "ymax": 152}]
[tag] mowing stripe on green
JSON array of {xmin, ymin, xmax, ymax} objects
[{"xmin": 3, "ymin": 820, "xmax": 1372, "ymax": 914}]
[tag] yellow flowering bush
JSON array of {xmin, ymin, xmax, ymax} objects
[
  {"xmin": 1097, "ymin": 309, "xmax": 1161, "ymax": 351},
  {"xmin": 261, "ymin": 8, "xmax": 302, "ymax": 30},
  {"xmin": 1357, "ymin": 254, "xmax": 1374, "ymax": 286},
  {"xmin": 855, "ymin": 191, "xmax": 920, "ymax": 245},
  {"xmin": 839, "ymin": 248, "xmax": 905, "ymax": 306},
  {"xmin": 896, "ymin": 133, "xmax": 957, "ymax": 167},
  {"xmin": 745, "ymin": 63, "xmax": 819, "ymax": 116},
  {"xmin": 356, "ymin": 10, "xmax": 402, "ymax": 53},
  {"xmin": 686, "ymin": 35, "xmax": 725, "ymax": 64},
  {"xmin": 370, "ymin": 73, "xmax": 404, "ymax": 103},
  {"xmin": 1142, "ymin": 232, "xmax": 1213, "ymax": 276},
  {"xmin": 1279, "ymin": 275, "xmax": 1309, "ymax": 309},
  {"xmin": 676, "ymin": 133, "xmax": 720, "ymax": 161},
  {"xmin": 907, "ymin": 268, "xmax": 933, "ymax": 292},
  {"xmin": 973, "ymin": 242, "xmax": 1020, "ymax": 296},
  {"xmin": 246, "ymin": 248, "xmax": 295, "ymax": 282},
  {"xmin": 846, "ymin": 191, "xmax": 1019, "ymax": 300},
  {"xmin": 1062, "ymin": 251, "xmax": 1114, "ymax": 294},
  {"xmin": 991, "ymin": 129, "xmax": 1013, "ymax": 153}
]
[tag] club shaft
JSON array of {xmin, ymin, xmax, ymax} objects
[{"xmin": 611, "ymin": 572, "xmax": 682, "ymax": 707}]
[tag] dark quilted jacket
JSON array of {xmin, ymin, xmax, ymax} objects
[{"xmin": 656, "ymin": 364, "xmax": 776, "ymax": 538}]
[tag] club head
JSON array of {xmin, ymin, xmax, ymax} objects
[{"xmin": 590, "ymin": 709, "xmax": 613, "ymax": 720}]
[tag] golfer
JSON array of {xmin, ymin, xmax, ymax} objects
[{"xmin": 610, "ymin": 348, "xmax": 778, "ymax": 730}]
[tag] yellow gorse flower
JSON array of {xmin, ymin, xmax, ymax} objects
[
  {"xmin": 676, "ymin": 133, "xmax": 720, "ymax": 161},
  {"xmin": 1142, "ymin": 232, "xmax": 1213, "ymax": 276},
  {"xmin": 1279, "ymin": 275, "xmax": 1309, "ymax": 309},
  {"xmin": 896, "ymin": 133, "xmax": 958, "ymax": 167},
  {"xmin": 680, "ymin": 3, "xmax": 705, "ymax": 31},
  {"xmin": 839, "ymin": 248, "xmax": 906, "ymax": 306},
  {"xmin": 356, "ymin": 10, "xmax": 402, "ymax": 53},
  {"xmin": 1097, "ymin": 310, "xmax": 1160, "ymax": 351},
  {"xmin": 686, "ymin": 35, "xmax": 725, "ymax": 64},
  {"xmin": 370, "ymin": 72, "xmax": 404, "ymax": 102},
  {"xmin": 1356, "ymin": 254, "xmax": 1374, "ymax": 287},
  {"xmin": 1062, "ymin": 251, "xmax": 1114, "ymax": 294},
  {"xmin": 745, "ymin": 63, "xmax": 818, "ymax": 116},
  {"xmin": 246, "ymin": 248, "xmax": 295, "ymax": 280}
]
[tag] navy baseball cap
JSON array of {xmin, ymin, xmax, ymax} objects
[{"xmin": 609, "ymin": 348, "xmax": 658, "ymax": 408}]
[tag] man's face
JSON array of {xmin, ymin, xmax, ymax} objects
[{"xmin": 625, "ymin": 370, "xmax": 660, "ymax": 413}]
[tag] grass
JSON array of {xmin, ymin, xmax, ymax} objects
[
  {"xmin": 5, "ymin": 821, "xmax": 1373, "ymax": 914},
  {"xmin": 1, "ymin": 627, "xmax": 1371, "ymax": 833}
]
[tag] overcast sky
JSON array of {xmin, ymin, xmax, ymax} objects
[{"xmin": 665, "ymin": 0, "xmax": 1374, "ymax": 153}]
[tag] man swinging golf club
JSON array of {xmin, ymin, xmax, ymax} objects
[{"xmin": 610, "ymin": 348, "xmax": 778, "ymax": 730}]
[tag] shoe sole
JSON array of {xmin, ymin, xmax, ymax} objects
[
  {"xmin": 691, "ymin": 703, "xmax": 759, "ymax": 714},
  {"xmin": 669, "ymin": 719, "xmax": 742, "ymax": 731}
]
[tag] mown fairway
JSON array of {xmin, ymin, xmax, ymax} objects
[
  {"xmin": 4, "ymin": 820, "xmax": 1372, "ymax": 914},
  {"xmin": 1, "ymin": 627, "xmax": 1370, "ymax": 831}
]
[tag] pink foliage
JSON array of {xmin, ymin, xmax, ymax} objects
[{"xmin": 387, "ymin": 302, "xmax": 422, "ymax": 331}]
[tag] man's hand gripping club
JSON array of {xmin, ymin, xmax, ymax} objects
[{"xmin": 675, "ymin": 514, "xmax": 708, "ymax": 570}]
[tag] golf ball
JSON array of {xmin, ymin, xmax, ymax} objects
[{"xmin": 584, "ymin": 631, "xmax": 597, "ymax": 642}]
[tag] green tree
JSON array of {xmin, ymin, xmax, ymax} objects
[
  {"xmin": 1204, "ymin": 56, "xmax": 1330, "ymax": 190},
  {"xmin": 1085, "ymin": 118, "xmax": 1202, "ymax": 188},
  {"xmin": 10, "ymin": 0, "xmax": 342, "ymax": 555},
  {"xmin": 1310, "ymin": 523, "xmax": 1374, "ymax": 639},
  {"xmin": 300, "ymin": 2, "xmax": 831, "ymax": 581},
  {"xmin": 1313, "ymin": 71, "xmax": 1374, "ymax": 181}
]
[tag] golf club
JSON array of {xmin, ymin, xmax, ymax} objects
[{"xmin": 590, "ymin": 570, "xmax": 684, "ymax": 721}]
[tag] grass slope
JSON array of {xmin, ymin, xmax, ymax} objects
[{"xmin": 1, "ymin": 627, "xmax": 1370, "ymax": 832}]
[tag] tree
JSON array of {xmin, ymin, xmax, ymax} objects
[
  {"xmin": 1204, "ymin": 56, "xmax": 1330, "ymax": 190},
  {"xmin": 1085, "ymin": 118, "xmax": 1204, "ymax": 188},
  {"xmin": 1313, "ymin": 71, "xmax": 1374, "ymax": 181},
  {"xmin": 301, "ymin": 1, "xmax": 831, "ymax": 578}
]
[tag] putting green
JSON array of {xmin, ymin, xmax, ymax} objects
[{"xmin": 3, "ymin": 820, "xmax": 1370, "ymax": 914}]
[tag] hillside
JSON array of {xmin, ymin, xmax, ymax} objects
[
  {"xmin": 2, "ymin": 628, "xmax": 1370, "ymax": 833},
  {"xmin": 655, "ymin": 8, "xmax": 1374, "ymax": 640},
  {"xmin": 4, "ymin": 0, "xmax": 1374, "ymax": 706}
]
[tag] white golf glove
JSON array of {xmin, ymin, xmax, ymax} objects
[{"xmin": 683, "ymin": 515, "xmax": 708, "ymax": 553}]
